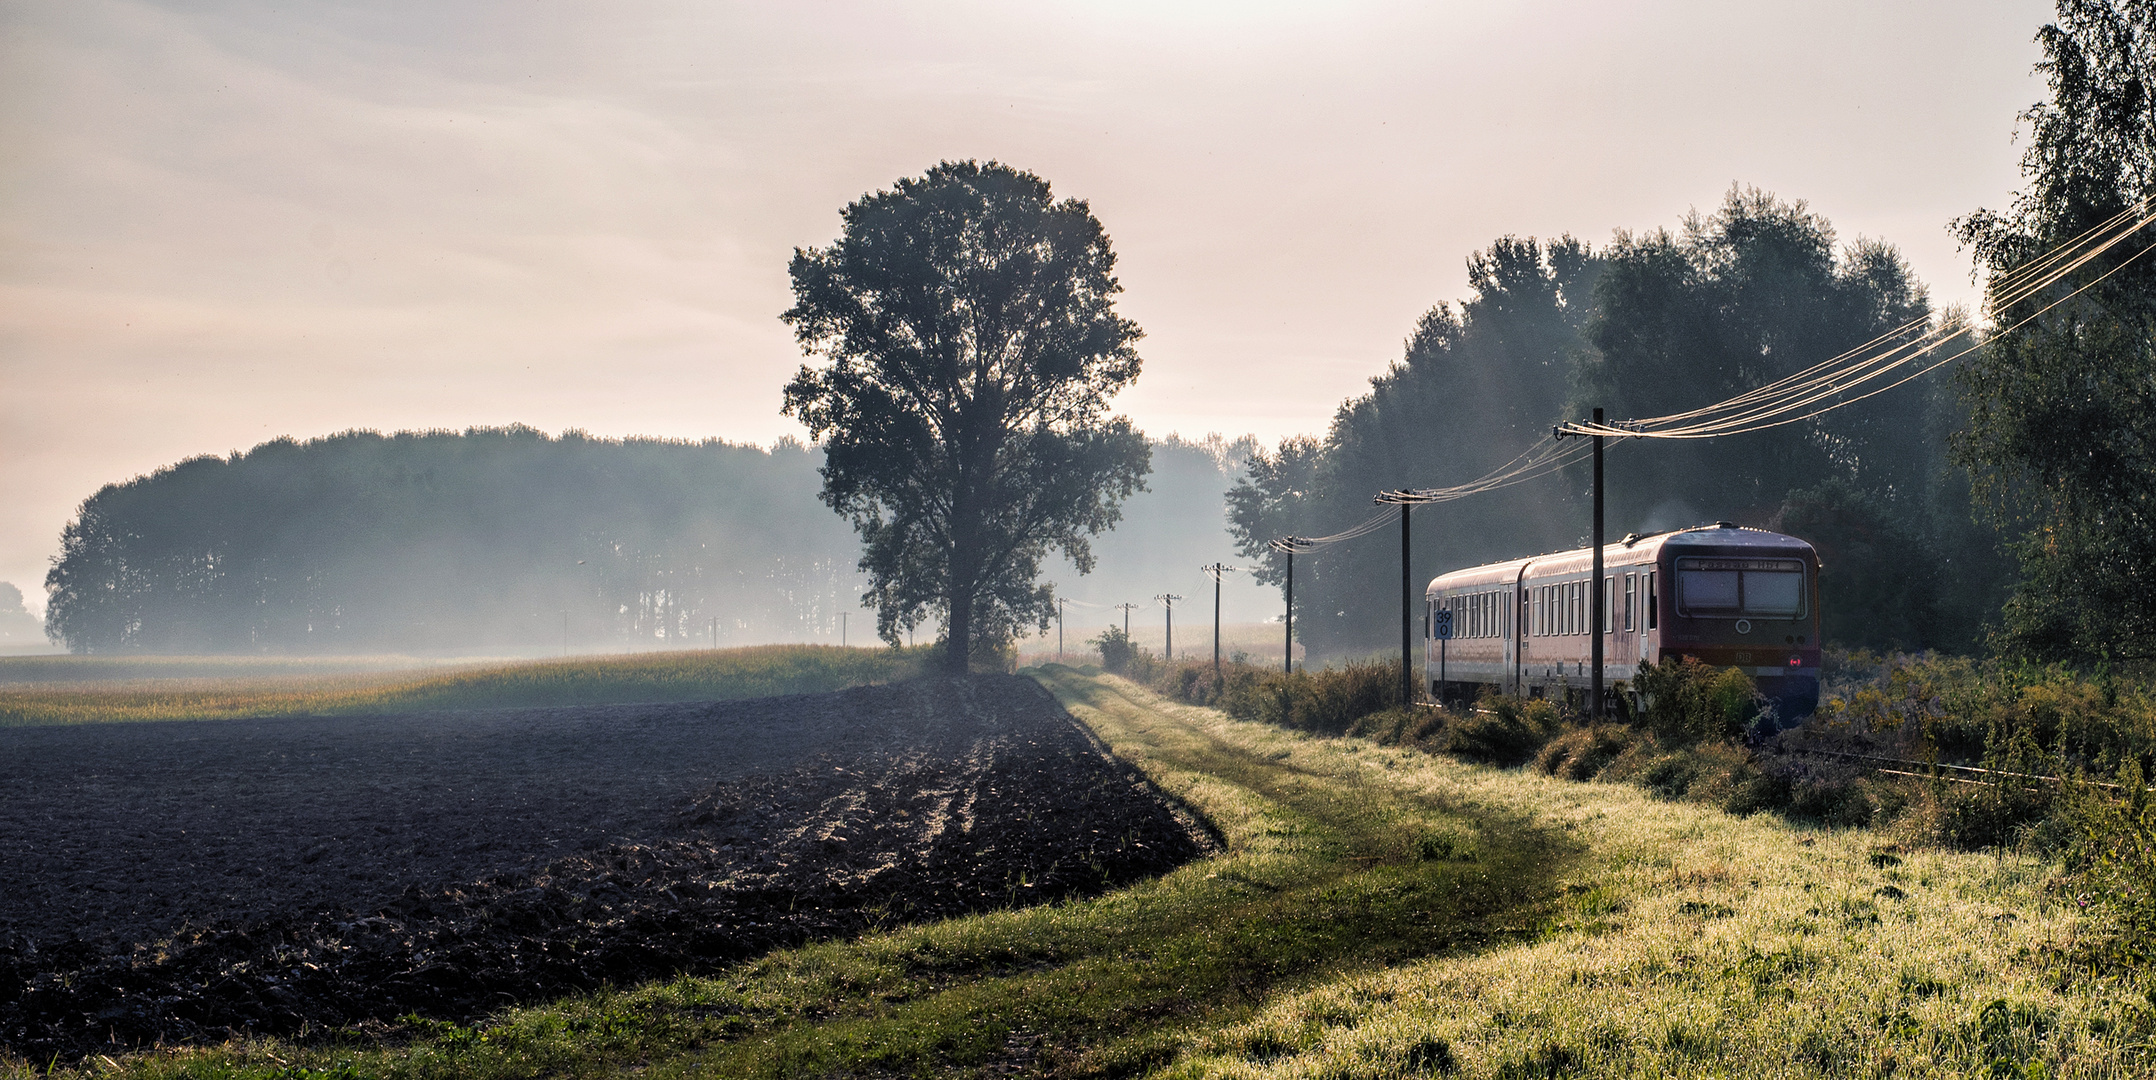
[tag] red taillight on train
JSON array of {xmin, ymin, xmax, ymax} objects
[{"xmin": 1789, "ymin": 656, "xmax": 1801, "ymax": 666}]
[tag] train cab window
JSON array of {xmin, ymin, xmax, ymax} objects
[
  {"xmin": 1743, "ymin": 570, "xmax": 1804, "ymax": 616},
  {"xmin": 1680, "ymin": 569, "xmax": 1740, "ymax": 612},
  {"xmin": 1676, "ymin": 558, "xmax": 1807, "ymax": 617},
  {"xmin": 1646, "ymin": 570, "xmax": 1658, "ymax": 629}
]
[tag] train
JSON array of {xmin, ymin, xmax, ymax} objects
[{"xmin": 1425, "ymin": 522, "xmax": 1821, "ymax": 720}]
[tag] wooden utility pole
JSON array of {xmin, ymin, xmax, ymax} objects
[
  {"xmin": 1284, "ymin": 549, "xmax": 1295, "ymax": 673},
  {"xmin": 1399, "ymin": 499, "xmax": 1413, "ymax": 709},
  {"xmin": 1591, "ymin": 406, "xmax": 1605, "ymax": 719},
  {"xmin": 1555, "ymin": 407, "xmax": 1609, "ymax": 718},
  {"xmin": 1056, "ymin": 598, "xmax": 1066, "ymax": 662},
  {"xmin": 1201, "ymin": 563, "xmax": 1234, "ymax": 681},
  {"xmin": 1115, "ymin": 601, "xmax": 1139, "ymax": 642},
  {"xmin": 1155, "ymin": 594, "xmax": 1182, "ymax": 660}
]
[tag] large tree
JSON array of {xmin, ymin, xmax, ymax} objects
[
  {"xmin": 1578, "ymin": 187, "xmax": 1935, "ymax": 527},
  {"xmin": 782, "ymin": 161, "xmax": 1150, "ymax": 672},
  {"xmin": 1955, "ymin": 0, "xmax": 2156, "ymax": 662}
]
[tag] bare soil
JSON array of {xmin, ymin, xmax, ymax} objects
[{"xmin": 0, "ymin": 675, "xmax": 1213, "ymax": 1060}]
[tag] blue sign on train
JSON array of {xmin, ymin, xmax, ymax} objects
[{"xmin": 1432, "ymin": 609, "xmax": 1454, "ymax": 640}]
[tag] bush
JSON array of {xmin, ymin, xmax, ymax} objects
[
  {"xmin": 1441, "ymin": 694, "xmax": 1559, "ymax": 766},
  {"xmin": 1634, "ymin": 657, "xmax": 1763, "ymax": 744},
  {"xmin": 1091, "ymin": 624, "xmax": 1141, "ymax": 675}
]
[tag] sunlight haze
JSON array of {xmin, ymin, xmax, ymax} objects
[{"xmin": 1, "ymin": 0, "xmax": 2049, "ymax": 616}]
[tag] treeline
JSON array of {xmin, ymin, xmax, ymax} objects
[
  {"xmin": 40, "ymin": 428, "xmax": 1265, "ymax": 656},
  {"xmin": 43, "ymin": 427, "xmax": 870, "ymax": 654},
  {"xmin": 1230, "ymin": 188, "xmax": 2013, "ymax": 660}
]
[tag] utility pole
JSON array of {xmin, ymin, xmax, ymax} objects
[
  {"xmin": 1155, "ymin": 594, "xmax": 1182, "ymax": 660},
  {"xmin": 1056, "ymin": 598, "xmax": 1066, "ymax": 662},
  {"xmin": 1555, "ymin": 407, "xmax": 1608, "ymax": 718},
  {"xmin": 841, "ymin": 612, "xmax": 847, "ymax": 648},
  {"xmin": 1286, "ymin": 549, "xmax": 1296, "ymax": 673},
  {"xmin": 1115, "ymin": 602, "xmax": 1138, "ymax": 642},
  {"xmin": 1201, "ymin": 563, "xmax": 1235, "ymax": 681},
  {"xmin": 1591, "ymin": 406, "xmax": 1605, "ymax": 719},
  {"xmin": 1399, "ymin": 498, "xmax": 1413, "ymax": 708}
]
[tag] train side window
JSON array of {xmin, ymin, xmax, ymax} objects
[
  {"xmin": 1623, "ymin": 573, "xmax": 1635, "ymax": 632},
  {"xmin": 1646, "ymin": 570, "xmax": 1658, "ymax": 629},
  {"xmin": 1603, "ymin": 577, "xmax": 1615, "ymax": 634}
]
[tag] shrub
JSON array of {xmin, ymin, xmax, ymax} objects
[
  {"xmin": 1634, "ymin": 657, "xmax": 1763, "ymax": 744},
  {"xmin": 1442, "ymin": 694, "xmax": 1559, "ymax": 766},
  {"xmin": 1090, "ymin": 625, "xmax": 1142, "ymax": 676}
]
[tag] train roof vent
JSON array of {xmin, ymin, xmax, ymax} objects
[
  {"xmin": 1620, "ymin": 532, "xmax": 1643, "ymax": 547},
  {"xmin": 1714, "ymin": 520, "xmax": 1737, "ymax": 529}
]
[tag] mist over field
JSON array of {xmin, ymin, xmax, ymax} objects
[{"xmin": 32, "ymin": 429, "xmax": 1272, "ymax": 657}]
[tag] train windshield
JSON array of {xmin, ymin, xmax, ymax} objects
[{"xmin": 1675, "ymin": 557, "xmax": 1806, "ymax": 617}]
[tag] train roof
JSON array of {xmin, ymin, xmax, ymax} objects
[{"xmin": 1425, "ymin": 522, "xmax": 1817, "ymax": 594}]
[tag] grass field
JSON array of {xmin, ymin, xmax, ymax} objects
[
  {"xmin": 0, "ymin": 645, "xmax": 932, "ymax": 726},
  {"xmin": 7, "ymin": 668, "xmax": 2150, "ymax": 1078}
]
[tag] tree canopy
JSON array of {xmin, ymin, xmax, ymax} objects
[
  {"xmin": 42, "ymin": 428, "xmax": 866, "ymax": 654},
  {"xmin": 782, "ymin": 161, "xmax": 1150, "ymax": 672},
  {"xmin": 1951, "ymin": 1, "xmax": 2156, "ymax": 662},
  {"xmin": 1230, "ymin": 193, "xmax": 2003, "ymax": 659}
]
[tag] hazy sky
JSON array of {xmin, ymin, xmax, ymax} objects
[{"xmin": 2, "ymin": 0, "xmax": 2052, "ymax": 615}]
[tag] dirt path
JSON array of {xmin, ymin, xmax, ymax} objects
[{"xmin": 0, "ymin": 675, "xmax": 1213, "ymax": 1060}]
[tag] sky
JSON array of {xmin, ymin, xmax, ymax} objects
[{"xmin": 1, "ymin": 0, "xmax": 2054, "ymax": 618}]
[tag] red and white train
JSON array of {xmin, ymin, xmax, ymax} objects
[{"xmin": 1425, "ymin": 523, "xmax": 1821, "ymax": 718}]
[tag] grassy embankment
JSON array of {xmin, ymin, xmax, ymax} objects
[
  {"xmin": 0, "ymin": 645, "xmax": 932, "ymax": 727},
  {"xmin": 15, "ymin": 667, "xmax": 2153, "ymax": 1078}
]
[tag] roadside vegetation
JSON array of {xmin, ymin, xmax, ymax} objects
[
  {"xmin": 0, "ymin": 644, "xmax": 932, "ymax": 726},
  {"xmin": 13, "ymin": 667, "xmax": 2152, "ymax": 1078}
]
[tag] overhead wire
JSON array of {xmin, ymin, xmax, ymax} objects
[
  {"xmin": 1260, "ymin": 193, "xmax": 2156, "ymax": 554},
  {"xmin": 1560, "ymin": 194, "xmax": 2156, "ymax": 440}
]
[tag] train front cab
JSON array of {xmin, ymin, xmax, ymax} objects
[
  {"xmin": 1648, "ymin": 525, "xmax": 1822, "ymax": 723},
  {"xmin": 1426, "ymin": 524, "xmax": 1822, "ymax": 723}
]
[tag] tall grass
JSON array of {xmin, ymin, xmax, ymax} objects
[{"xmin": 0, "ymin": 645, "xmax": 935, "ymax": 727}]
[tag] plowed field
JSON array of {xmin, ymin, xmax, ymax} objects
[{"xmin": 0, "ymin": 674, "xmax": 1213, "ymax": 1060}]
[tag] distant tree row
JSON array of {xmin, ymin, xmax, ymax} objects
[
  {"xmin": 43, "ymin": 427, "xmax": 870, "ymax": 654},
  {"xmin": 1229, "ymin": 190, "xmax": 2012, "ymax": 659}
]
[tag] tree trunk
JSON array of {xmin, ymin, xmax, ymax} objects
[{"xmin": 945, "ymin": 587, "xmax": 972, "ymax": 674}]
